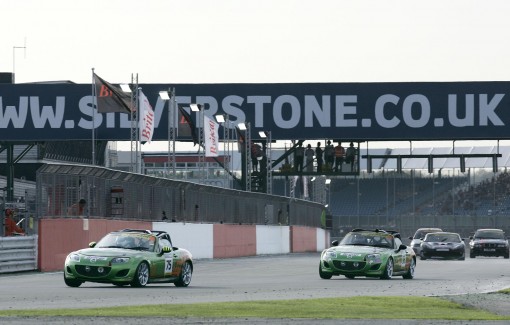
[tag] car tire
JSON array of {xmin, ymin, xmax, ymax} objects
[
  {"xmin": 175, "ymin": 261, "xmax": 193, "ymax": 287},
  {"xmin": 504, "ymin": 253, "xmax": 509, "ymax": 259},
  {"xmin": 403, "ymin": 258, "xmax": 415, "ymax": 279},
  {"xmin": 64, "ymin": 274, "xmax": 83, "ymax": 287},
  {"xmin": 131, "ymin": 262, "xmax": 149, "ymax": 287},
  {"xmin": 380, "ymin": 258, "xmax": 393, "ymax": 280},
  {"xmin": 470, "ymin": 252, "xmax": 476, "ymax": 258},
  {"xmin": 345, "ymin": 274, "xmax": 355, "ymax": 279},
  {"xmin": 319, "ymin": 262, "xmax": 332, "ymax": 279},
  {"xmin": 420, "ymin": 252, "xmax": 427, "ymax": 260}
]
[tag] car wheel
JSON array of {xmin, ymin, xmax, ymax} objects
[
  {"xmin": 131, "ymin": 262, "xmax": 149, "ymax": 287},
  {"xmin": 319, "ymin": 262, "xmax": 332, "ymax": 279},
  {"xmin": 420, "ymin": 252, "xmax": 427, "ymax": 260},
  {"xmin": 380, "ymin": 258, "xmax": 393, "ymax": 280},
  {"xmin": 345, "ymin": 274, "xmax": 355, "ymax": 279},
  {"xmin": 64, "ymin": 274, "xmax": 83, "ymax": 287},
  {"xmin": 504, "ymin": 253, "xmax": 509, "ymax": 259},
  {"xmin": 175, "ymin": 261, "xmax": 193, "ymax": 287},
  {"xmin": 470, "ymin": 252, "xmax": 476, "ymax": 258},
  {"xmin": 403, "ymin": 258, "xmax": 415, "ymax": 279}
]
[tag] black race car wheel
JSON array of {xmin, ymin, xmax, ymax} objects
[
  {"xmin": 470, "ymin": 252, "xmax": 476, "ymax": 258},
  {"xmin": 345, "ymin": 274, "xmax": 355, "ymax": 279},
  {"xmin": 380, "ymin": 258, "xmax": 393, "ymax": 280},
  {"xmin": 64, "ymin": 274, "xmax": 83, "ymax": 287},
  {"xmin": 403, "ymin": 258, "xmax": 415, "ymax": 279},
  {"xmin": 504, "ymin": 253, "xmax": 509, "ymax": 259},
  {"xmin": 175, "ymin": 261, "xmax": 193, "ymax": 287},
  {"xmin": 131, "ymin": 262, "xmax": 149, "ymax": 287},
  {"xmin": 420, "ymin": 252, "xmax": 427, "ymax": 260},
  {"xmin": 319, "ymin": 262, "xmax": 332, "ymax": 279}
]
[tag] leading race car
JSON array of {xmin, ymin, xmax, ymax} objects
[
  {"xmin": 64, "ymin": 229, "xmax": 193, "ymax": 287},
  {"xmin": 319, "ymin": 229, "xmax": 416, "ymax": 280}
]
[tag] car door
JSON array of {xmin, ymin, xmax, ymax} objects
[{"xmin": 392, "ymin": 237, "xmax": 407, "ymax": 273}]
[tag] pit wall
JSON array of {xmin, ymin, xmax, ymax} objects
[{"xmin": 38, "ymin": 219, "xmax": 330, "ymax": 272}]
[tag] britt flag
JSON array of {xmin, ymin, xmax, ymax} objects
[
  {"xmin": 93, "ymin": 73, "xmax": 133, "ymax": 113},
  {"xmin": 203, "ymin": 115, "xmax": 219, "ymax": 157},
  {"xmin": 138, "ymin": 90, "xmax": 154, "ymax": 143}
]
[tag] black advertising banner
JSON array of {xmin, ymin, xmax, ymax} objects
[{"xmin": 0, "ymin": 81, "xmax": 510, "ymax": 141}]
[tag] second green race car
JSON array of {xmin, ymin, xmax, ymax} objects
[
  {"xmin": 64, "ymin": 229, "xmax": 193, "ymax": 287},
  {"xmin": 319, "ymin": 229, "xmax": 416, "ymax": 280}
]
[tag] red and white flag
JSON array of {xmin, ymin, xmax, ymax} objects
[
  {"xmin": 138, "ymin": 90, "xmax": 154, "ymax": 143},
  {"xmin": 204, "ymin": 115, "xmax": 219, "ymax": 157}
]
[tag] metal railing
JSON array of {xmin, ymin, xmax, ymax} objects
[{"xmin": 36, "ymin": 163, "xmax": 325, "ymax": 228}]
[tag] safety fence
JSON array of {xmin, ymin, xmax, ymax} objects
[
  {"xmin": 0, "ymin": 235, "xmax": 38, "ymax": 274},
  {"xmin": 36, "ymin": 163, "xmax": 325, "ymax": 228}
]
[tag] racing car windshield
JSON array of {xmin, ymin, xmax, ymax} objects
[
  {"xmin": 475, "ymin": 231, "xmax": 505, "ymax": 240},
  {"xmin": 96, "ymin": 233, "xmax": 155, "ymax": 251},
  {"xmin": 340, "ymin": 232, "xmax": 393, "ymax": 248}
]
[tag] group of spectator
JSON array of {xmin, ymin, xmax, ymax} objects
[{"xmin": 294, "ymin": 141, "xmax": 357, "ymax": 173}]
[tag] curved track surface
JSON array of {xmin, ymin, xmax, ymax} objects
[{"xmin": 1, "ymin": 253, "xmax": 509, "ymax": 311}]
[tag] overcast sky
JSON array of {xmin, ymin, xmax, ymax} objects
[{"xmin": 2, "ymin": 0, "xmax": 510, "ymax": 150}]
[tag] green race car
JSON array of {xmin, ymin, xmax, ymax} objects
[
  {"xmin": 64, "ymin": 229, "xmax": 193, "ymax": 287},
  {"xmin": 319, "ymin": 229, "xmax": 416, "ymax": 280}
]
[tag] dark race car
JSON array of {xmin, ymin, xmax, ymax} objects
[
  {"xmin": 469, "ymin": 228, "xmax": 509, "ymax": 259},
  {"xmin": 419, "ymin": 232, "xmax": 465, "ymax": 260},
  {"xmin": 319, "ymin": 229, "xmax": 416, "ymax": 280}
]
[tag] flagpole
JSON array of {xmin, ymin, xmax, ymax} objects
[{"xmin": 91, "ymin": 67, "xmax": 96, "ymax": 166}]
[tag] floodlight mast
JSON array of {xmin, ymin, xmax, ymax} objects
[{"xmin": 159, "ymin": 88, "xmax": 176, "ymax": 178}]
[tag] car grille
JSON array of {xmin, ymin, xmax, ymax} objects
[
  {"xmin": 75, "ymin": 265, "xmax": 112, "ymax": 277},
  {"xmin": 333, "ymin": 260, "xmax": 366, "ymax": 270},
  {"xmin": 480, "ymin": 243, "xmax": 498, "ymax": 248}
]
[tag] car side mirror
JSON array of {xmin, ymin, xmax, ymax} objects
[
  {"xmin": 408, "ymin": 236, "xmax": 413, "ymax": 240},
  {"xmin": 331, "ymin": 240, "xmax": 339, "ymax": 247},
  {"xmin": 89, "ymin": 242, "xmax": 96, "ymax": 248},
  {"xmin": 398, "ymin": 244, "xmax": 407, "ymax": 251}
]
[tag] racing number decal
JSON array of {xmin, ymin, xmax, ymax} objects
[
  {"xmin": 400, "ymin": 251, "xmax": 406, "ymax": 268},
  {"xmin": 165, "ymin": 258, "xmax": 173, "ymax": 274}
]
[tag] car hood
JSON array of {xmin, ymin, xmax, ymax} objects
[
  {"xmin": 422, "ymin": 241, "xmax": 464, "ymax": 246},
  {"xmin": 471, "ymin": 239, "xmax": 508, "ymax": 244},
  {"xmin": 75, "ymin": 247, "xmax": 140, "ymax": 257},
  {"xmin": 331, "ymin": 245, "xmax": 390, "ymax": 255}
]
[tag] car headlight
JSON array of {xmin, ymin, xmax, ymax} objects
[
  {"xmin": 365, "ymin": 254, "xmax": 382, "ymax": 264},
  {"xmin": 68, "ymin": 253, "xmax": 80, "ymax": 262},
  {"xmin": 111, "ymin": 257, "xmax": 130, "ymax": 264},
  {"xmin": 325, "ymin": 250, "xmax": 337, "ymax": 259}
]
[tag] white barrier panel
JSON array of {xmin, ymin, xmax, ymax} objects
[
  {"xmin": 316, "ymin": 228, "xmax": 328, "ymax": 251},
  {"xmin": 153, "ymin": 222, "xmax": 214, "ymax": 259},
  {"xmin": 256, "ymin": 225, "xmax": 290, "ymax": 255}
]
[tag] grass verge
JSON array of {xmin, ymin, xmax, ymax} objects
[{"xmin": 0, "ymin": 296, "xmax": 509, "ymax": 320}]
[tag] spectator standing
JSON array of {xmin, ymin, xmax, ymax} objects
[
  {"xmin": 4, "ymin": 209, "xmax": 24, "ymax": 236},
  {"xmin": 161, "ymin": 211, "xmax": 168, "ymax": 220},
  {"xmin": 294, "ymin": 143, "xmax": 305, "ymax": 172},
  {"xmin": 315, "ymin": 142, "xmax": 324, "ymax": 173},
  {"xmin": 304, "ymin": 143, "xmax": 315, "ymax": 172},
  {"xmin": 67, "ymin": 199, "xmax": 87, "ymax": 216},
  {"xmin": 324, "ymin": 140, "xmax": 335, "ymax": 171},
  {"xmin": 334, "ymin": 142, "xmax": 345, "ymax": 172},
  {"xmin": 345, "ymin": 142, "xmax": 356, "ymax": 171}
]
